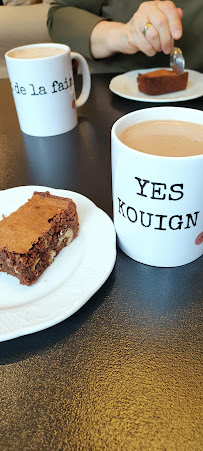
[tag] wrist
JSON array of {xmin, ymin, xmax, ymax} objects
[
  {"xmin": 107, "ymin": 22, "xmax": 127, "ymax": 55},
  {"xmin": 90, "ymin": 21, "xmax": 126, "ymax": 59}
]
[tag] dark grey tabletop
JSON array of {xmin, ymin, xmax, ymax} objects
[{"xmin": 0, "ymin": 75, "xmax": 202, "ymax": 450}]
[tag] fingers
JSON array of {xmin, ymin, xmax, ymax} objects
[
  {"xmin": 147, "ymin": 4, "xmax": 174, "ymax": 54},
  {"xmin": 177, "ymin": 7, "xmax": 183, "ymax": 21},
  {"xmin": 131, "ymin": 21, "xmax": 158, "ymax": 57},
  {"xmin": 157, "ymin": 1, "xmax": 183, "ymax": 40},
  {"xmin": 143, "ymin": 23, "xmax": 162, "ymax": 53},
  {"xmin": 128, "ymin": 1, "xmax": 183, "ymax": 57},
  {"xmin": 144, "ymin": 1, "xmax": 182, "ymax": 54},
  {"xmin": 122, "ymin": 13, "xmax": 158, "ymax": 57}
]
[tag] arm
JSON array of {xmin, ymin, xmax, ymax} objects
[{"xmin": 47, "ymin": 0, "xmax": 105, "ymax": 60}]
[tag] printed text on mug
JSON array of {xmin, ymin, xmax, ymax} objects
[
  {"xmin": 11, "ymin": 77, "xmax": 73, "ymax": 96},
  {"xmin": 117, "ymin": 176, "xmax": 200, "ymax": 230}
]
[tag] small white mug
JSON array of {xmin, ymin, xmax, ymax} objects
[
  {"xmin": 5, "ymin": 43, "xmax": 91, "ymax": 137},
  {"xmin": 111, "ymin": 107, "xmax": 203, "ymax": 267}
]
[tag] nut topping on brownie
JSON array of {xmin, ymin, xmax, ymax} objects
[{"xmin": 0, "ymin": 191, "xmax": 79, "ymax": 285}]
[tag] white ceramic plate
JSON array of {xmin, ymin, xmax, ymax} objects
[
  {"xmin": 109, "ymin": 68, "xmax": 203, "ymax": 103},
  {"xmin": 0, "ymin": 186, "xmax": 116, "ymax": 342}
]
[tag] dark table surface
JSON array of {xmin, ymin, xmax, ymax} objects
[{"xmin": 0, "ymin": 74, "xmax": 202, "ymax": 450}]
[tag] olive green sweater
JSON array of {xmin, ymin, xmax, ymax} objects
[{"xmin": 47, "ymin": 0, "xmax": 203, "ymax": 73}]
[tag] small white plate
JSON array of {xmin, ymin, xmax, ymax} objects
[
  {"xmin": 109, "ymin": 68, "xmax": 203, "ymax": 103},
  {"xmin": 0, "ymin": 186, "xmax": 116, "ymax": 342}
]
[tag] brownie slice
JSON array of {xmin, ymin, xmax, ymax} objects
[
  {"xmin": 137, "ymin": 69, "xmax": 188, "ymax": 95},
  {"xmin": 0, "ymin": 191, "xmax": 79, "ymax": 286}
]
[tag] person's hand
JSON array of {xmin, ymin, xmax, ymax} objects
[
  {"xmin": 119, "ymin": 0, "xmax": 183, "ymax": 56},
  {"xmin": 90, "ymin": 1, "xmax": 183, "ymax": 59}
]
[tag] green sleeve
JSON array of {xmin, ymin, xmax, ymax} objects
[{"xmin": 47, "ymin": 1, "xmax": 106, "ymax": 60}]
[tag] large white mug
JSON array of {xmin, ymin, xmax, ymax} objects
[
  {"xmin": 5, "ymin": 43, "xmax": 91, "ymax": 137},
  {"xmin": 111, "ymin": 107, "xmax": 203, "ymax": 267}
]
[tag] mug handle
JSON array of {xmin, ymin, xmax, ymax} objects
[{"xmin": 71, "ymin": 52, "xmax": 91, "ymax": 108}]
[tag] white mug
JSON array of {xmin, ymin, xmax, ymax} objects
[
  {"xmin": 5, "ymin": 43, "xmax": 91, "ymax": 137},
  {"xmin": 111, "ymin": 107, "xmax": 203, "ymax": 267}
]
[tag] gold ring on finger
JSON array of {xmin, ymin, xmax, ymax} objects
[{"xmin": 143, "ymin": 22, "xmax": 152, "ymax": 37}]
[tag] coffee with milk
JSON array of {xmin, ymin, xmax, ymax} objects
[
  {"xmin": 119, "ymin": 120, "xmax": 203, "ymax": 157},
  {"xmin": 9, "ymin": 46, "xmax": 66, "ymax": 60}
]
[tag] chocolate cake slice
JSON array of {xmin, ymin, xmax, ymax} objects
[
  {"xmin": 137, "ymin": 69, "xmax": 188, "ymax": 95},
  {"xmin": 0, "ymin": 191, "xmax": 79, "ymax": 286}
]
